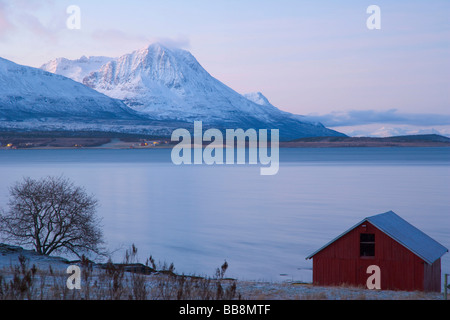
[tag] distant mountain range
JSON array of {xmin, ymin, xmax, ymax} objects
[
  {"xmin": 281, "ymin": 134, "xmax": 450, "ymax": 147},
  {"xmin": 1, "ymin": 43, "xmax": 345, "ymax": 140},
  {"xmin": 40, "ymin": 55, "xmax": 113, "ymax": 83}
]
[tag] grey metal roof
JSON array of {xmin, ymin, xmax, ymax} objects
[{"xmin": 306, "ymin": 211, "xmax": 448, "ymax": 264}]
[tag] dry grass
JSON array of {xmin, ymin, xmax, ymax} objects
[
  {"xmin": 0, "ymin": 245, "xmax": 445, "ymax": 300},
  {"xmin": 0, "ymin": 245, "xmax": 239, "ymax": 300}
]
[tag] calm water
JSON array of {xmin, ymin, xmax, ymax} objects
[{"xmin": 0, "ymin": 147, "xmax": 449, "ymax": 284}]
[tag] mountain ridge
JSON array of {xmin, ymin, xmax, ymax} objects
[
  {"xmin": 0, "ymin": 57, "xmax": 138, "ymax": 121},
  {"xmin": 40, "ymin": 43, "xmax": 345, "ymax": 140},
  {"xmin": 1, "ymin": 44, "xmax": 346, "ymax": 140},
  {"xmin": 41, "ymin": 56, "xmax": 113, "ymax": 83}
]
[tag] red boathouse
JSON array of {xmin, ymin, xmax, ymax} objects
[{"xmin": 306, "ymin": 211, "xmax": 448, "ymax": 292}]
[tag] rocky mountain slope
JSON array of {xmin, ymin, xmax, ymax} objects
[
  {"xmin": 40, "ymin": 43, "xmax": 345, "ymax": 139},
  {"xmin": 0, "ymin": 57, "xmax": 138, "ymax": 121}
]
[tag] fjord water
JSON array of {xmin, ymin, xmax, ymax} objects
[{"xmin": 0, "ymin": 147, "xmax": 449, "ymax": 284}]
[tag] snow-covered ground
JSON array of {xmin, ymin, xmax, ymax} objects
[
  {"xmin": 0, "ymin": 244, "xmax": 444, "ymax": 300},
  {"xmin": 236, "ymin": 281, "xmax": 443, "ymax": 300}
]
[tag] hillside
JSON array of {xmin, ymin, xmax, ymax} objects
[{"xmin": 0, "ymin": 57, "xmax": 138, "ymax": 121}]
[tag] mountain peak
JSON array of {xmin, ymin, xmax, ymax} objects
[
  {"xmin": 36, "ymin": 45, "xmax": 345, "ymax": 139},
  {"xmin": 146, "ymin": 42, "xmax": 169, "ymax": 51},
  {"xmin": 83, "ymin": 42, "xmax": 209, "ymax": 105},
  {"xmin": 133, "ymin": 42, "xmax": 180, "ymax": 64},
  {"xmin": 243, "ymin": 92, "xmax": 274, "ymax": 108},
  {"xmin": 133, "ymin": 42, "xmax": 195, "ymax": 66},
  {"xmin": 136, "ymin": 42, "xmax": 166, "ymax": 56},
  {"xmin": 41, "ymin": 55, "xmax": 113, "ymax": 82}
]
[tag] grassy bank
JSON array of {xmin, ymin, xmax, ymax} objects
[{"xmin": 0, "ymin": 244, "xmax": 444, "ymax": 300}]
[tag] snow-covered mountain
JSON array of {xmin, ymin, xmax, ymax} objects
[
  {"xmin": 42, "ymin": 43, "xmax": 344, "ymax": 139},
  {"xmin": 243, "ymin": 92, "xmax": 275, "ymax": 108},
  {"xmin": 0, "ymin": 57, "xmax": 138, "ymax": 121},
  {"xmin": 244, "ymin": 91, "xmax": 323, "ymax": 126},
  {"xmin": 346, "ymin": 126, "xmax": 448, "ymax": 138},
  {"xmin": 41, "ymin": 56, "xmax": 113, "ymax": 83},
  {"xmin": 82, "ymin": 44, "xmax": 279, "ymax": 123}
]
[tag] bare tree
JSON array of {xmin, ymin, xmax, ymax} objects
[{"xmin": 0, "ymin": 176, "xmax": 105, "ymax": 258}]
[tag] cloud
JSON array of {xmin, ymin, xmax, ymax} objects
[
  {"xmin": 0, "ymin": 1, "xmax": 15, "ymax": 38},
  {"xmin": 91, "ymin": 29, "xmax": 150, "ymax": 45},
  {"xmin": 90, "ymin": 30, "xmax": 190, "ymax": 53},
  {"xmin": 16, "ymin": 12, "xmax": 58, "ymax": 41},
  {"xmin": 337, "ymin": 125, "xmax": 450, "ymax": 138},
  {"xmin": 305, "ymin": 109, "xmax": 450, "ymax": 127},
  {"xmin": 150, "ymin": 35, "xmax": 190, "ymax": 50},
  {"xmin": 0, "ymin": 0, "xmax": 61, "ymax": 41}
]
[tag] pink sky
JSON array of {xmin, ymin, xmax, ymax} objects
[{"xmin": 1, "ymin": 0, "xmax": 449, "ymax": 136}]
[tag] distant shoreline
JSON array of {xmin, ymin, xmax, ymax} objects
[{"xmin": 1, "ymin": 133, "xmax": 449, "ymax": 150}]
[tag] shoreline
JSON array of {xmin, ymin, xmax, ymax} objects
[
  {"xmin": 1, "ymin": 134, "xmax": 449, "ymax": 150},
  {"xmin": 1, "ymin": 142, "xmax": 450, "ymax": 150},
  {"xmin": 1, "ymin": 145, "xmax": 449, "ymax": 150},
  {"xmin": 0, "ymin": 243, "xmax": 444, "ymax": 300}
]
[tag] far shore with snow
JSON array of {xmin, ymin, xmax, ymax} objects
[{"xmin": 1, "ymin": 133, "xmax": 450, "ymax": 150}]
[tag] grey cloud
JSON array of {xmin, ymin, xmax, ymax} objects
[{"xmin": 305, "ymin": 109, "xmax": 450, "ymax": 127}]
